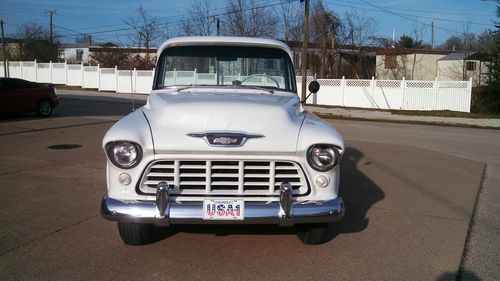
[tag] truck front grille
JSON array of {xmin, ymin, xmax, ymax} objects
[{"xmin": 138, "ymin": 160, "xmax": 308, "ymax": 196}]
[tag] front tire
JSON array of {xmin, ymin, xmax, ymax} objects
[
  {"xmin": 296, "ymin": 223, "xmax": 330, "ymax": 245},
  {"xmin": 36, "ymin": 99, "xmax": 53, "ymax": 117},
  {"xmin": 117, "ymin": 222, "xmax": 154, "ymax": 245}
]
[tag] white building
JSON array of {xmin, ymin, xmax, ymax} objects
[
  {"xmin": 437, "ymin": 52, "xmax": 490, "ymax": 86},
  {"xmin": 58, "ymin": 43, "xmax": 90, "ymax": 64},
  {"xmin": 376, "ymin": 48, "xmax": 451, "ymax": 80}
]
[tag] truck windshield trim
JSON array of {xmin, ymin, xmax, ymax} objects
[{"xmin": 154, "ymin": 46, "xmax": 297, "ymax": 93}]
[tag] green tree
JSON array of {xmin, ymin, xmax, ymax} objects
[
  {"xmin": 398, "ymin": 35, "xmax": 424, "ymax": 49},
  {"xmin": 472, "ymin": 1, "xmax": 500, "ymax": 113},
  {"xmin": 488, "ymin": 1, "xmax": 500, "ymax": 83}
]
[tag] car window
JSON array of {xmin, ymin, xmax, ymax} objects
[
  {"xmin": 0, "ymin": 79, "xmax": 36, "ymax": 91},
  {"xmin": 0, "ymin": 80, "xmax": 12, "ymax": 91}
]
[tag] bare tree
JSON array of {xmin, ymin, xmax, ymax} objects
[
  {"xmin": 124, "ymin": 6, "xmax": 164, "ymax": 49},
  {"xmin": 339, "ymin": 10, "xmax": 377, "ymax": 77},
  {"xmin": 340, "ymin": 10, "xmax": 376, "ymax": 47},
  {"xmin": 309, "ymin": 1, "xmax": 341, "ymax": 78},
  {"xmin": 123, "ymin": 6, "xmax": 164, "ymax": 68},
  {"xmin": 11, "ymin": 23, "xmax": 59, "ymax": 61},
  {"xmin": 75, "ymin": 34, "xmax": 91, "ymax": 45},
  {"xmin": 278, "ymin": 1, "xmax": 302, "ymax": 42},
  {"xmin": 180, "ymin": 0, "xmax": 214, "ymax": 36},
  {"xmin": 222, "ymin": 0, "xmax": 278, "ymax": 38},
  {"xmin": 89, "ymin": 47, "xmax": 131, "ymax": 69}
]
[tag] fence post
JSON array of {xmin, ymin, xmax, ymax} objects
[
  {"xmin": 371, "ymin": 76, "xmax": 375, "ymax": 101},
  {"xmin": 49, "ymin": 61, "xmax": 53, "ymax": 83},
  {"xmin": 64, "ymin": 61, "xmax": 68, "ymax": 85},
  {"xmin": 467, "ymin": 77, "xmax": 473, "ymax": 112},
  {"xmin": 341, "ymin": 76, "xmax": 346, "ymax": 106},
  {"xmin": 34, "ymin": 59, "xmax": 37, "ymax": 82},
  {"xmin": 174, "ymin": 68, "xmax": 177, "ymax": 84},
  {"xmin": 194, "ymin": 68, "xmax": 197, "ymax": 85},
  {"xmin": 115, "ymin": 66, "xmax": 118, "ymax": 93},
  {"xmin": 433, "ymin": 77, "xmax": 439, "ymax": 110},
  {"xmin": 401, "ymin": 77, "xmax": 406, "ymax": 110},
  {"xmin": 20, "ymin": 61, "xmax": 23, "ymax": 79},
  {"xmin": 133, "ymin": 68, "xmax": 137, "ymax": 93},
  {"xmin": 98, "ymin": 64, "xmax": 101, "ymax": 91},
  {"xmin": 81, "ymin": 62, "xmax": 84, "ymax": 87}
]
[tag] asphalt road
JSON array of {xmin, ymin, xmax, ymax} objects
[{"xmin": 0, "ymin": 93, "xmax": 498, "ymax": 281}]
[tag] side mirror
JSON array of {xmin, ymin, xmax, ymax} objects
[{"xmin": 308, "ymin": 81, "xmax": 320, "ymax": 94}]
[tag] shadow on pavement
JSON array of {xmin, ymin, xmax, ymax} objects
[
  {"xmin": 0, "ymin": 95, "xmax": 145, "ymax": 123},
  {"xmin": 333, "ymin": 147, "xmax": 386, "ymax": 235},
  {"xmin": 436, "ymin": 269, "xmax": 481, "ymax": 281},
  {"xmin": 152, "ymin": 146, "xmax": 385, "ymax": 244}
]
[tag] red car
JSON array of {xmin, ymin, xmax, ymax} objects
[{"xmin": 0, "ymin": 78, "xmax": 59, "ymax": 117}]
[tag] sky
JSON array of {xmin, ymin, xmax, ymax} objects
[{"xmin": 0, "ymin": 0, "xmax": 497, "ymax": 47}]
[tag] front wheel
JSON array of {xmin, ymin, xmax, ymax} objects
[
  {"xmin": 296, "ymin": 223, "xmax": 331, "ymax": 245},
  {"xmin": 117, "ymin": 222, "xmax": 154, "ymax": 245},
  {"xmin": 36, "ymin": 99, "xmax": 53, "ymax": 117}
]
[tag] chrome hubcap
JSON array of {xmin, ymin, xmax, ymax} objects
[{"xmin": 40, "ymin": 101, "xmax": 51, "ymax": 114}]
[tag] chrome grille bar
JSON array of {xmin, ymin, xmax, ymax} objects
[
  {"xmin": 269, "ymin": 161, "xmax": 275, "ymax": 194},
  {"xmin": 139, "ymin": 160, "xmax": 308, "ymax": 196}
]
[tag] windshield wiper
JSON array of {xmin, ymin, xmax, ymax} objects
[
  {"xmin": 232, "ymin": 85, "xmax": 275, "ymax": 94},
  {"xmin": 173, "ymin": 84, "xmax": 277, "ymax": 94},
  {"xmin": 175, "ymin": 84, "xmax": 211, "ymax": 92}
]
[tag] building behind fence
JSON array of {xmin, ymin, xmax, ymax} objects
[{"xmin": 0, "ymin": 61, "xmax": 472, "ymax": 112}]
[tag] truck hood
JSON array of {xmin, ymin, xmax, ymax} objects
[{"xmin": 142, "ymin": 89, "xmax": 306, "ymax": 154}]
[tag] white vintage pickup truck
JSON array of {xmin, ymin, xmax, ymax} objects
[{"xmin": 101, "ymin": 36, "xmax": 345, "ymax": 245}]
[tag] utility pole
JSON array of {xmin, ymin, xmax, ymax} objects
[
  {"xmin": 431, "ymin": 22, "xmax": 435, "ymax": 49},
  {"xmin": 300, "ymin": 0, "xmax": 310, "ymax": 102},
  {"xmin": 216, "ymin": 18, "xmax": 220, "ymax": 36},
  {"xmin": 1, "ymin": 20, "xmax": 7, "ymax": 77},
  {"xmin": 47, "ymin": 10, "xmax": 56, "ymax": 43},
  {"xmin": 212, "ymin": 17, "xmax": 220, "ymax": 36}
]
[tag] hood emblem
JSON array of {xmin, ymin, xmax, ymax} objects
[{"xmin": 187, "ymin": 132, "xmax": 264, "ymax": 147}]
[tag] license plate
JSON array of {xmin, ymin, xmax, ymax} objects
[{"xmin": 203, "ymin": 200, "xmax": 244, "ymax": 220}]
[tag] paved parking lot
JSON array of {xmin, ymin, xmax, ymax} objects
[{"xmin": 1, "ymin": 92, "xmax": 498, "ymax": 280}]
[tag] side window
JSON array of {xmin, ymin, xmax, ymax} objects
[
  {"xmin": 76, "ymin": 49, "xmax": 84, "ymax": 61},
  {"xmin": 1, "ymin": 79, "xmax": 33, "ymax": 91},
  {"xmin": 0, "ymin": 80, "xmax": 12, "ymax": 91},
  {"xmin": 20, "ymin": 80, "xmax": 37, "ymax": 89},
  {"xmin": 385, "ymin": 55, "xmax": 397, "ymax": 69}
]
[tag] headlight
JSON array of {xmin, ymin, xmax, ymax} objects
[
  {"xmin": 105, "ymin": 141, "xmax": 142, "ymax": 169},
  {"xmin": 307, "ymin": 144, "xmax": 340, "ymax": 172}
]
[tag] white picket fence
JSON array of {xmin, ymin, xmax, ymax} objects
[{"xmin": 0, "ymin": 61, "xmax": 472, "ymax": 112}]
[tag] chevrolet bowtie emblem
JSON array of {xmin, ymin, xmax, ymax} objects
[
  {"xmin": 187, "ymin": 132, "xmax": 264, "ymax": 147},
  {"xmin": 212, "ymin": 136, "xmax": 239, "ymax": 145}
]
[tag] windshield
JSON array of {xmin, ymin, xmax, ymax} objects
[{"xmin": 154, "ymin": 46, "xmax": 296, "ymax": 92}]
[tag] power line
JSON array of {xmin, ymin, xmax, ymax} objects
[
  {"xmin": 354, "ymin": 0, "xmax": 464, "ymax": 36},
  {"xmin": 325, "ymin": 0, "xmax": 492, "ymax": 28},
  {"xmin": 330, "ymin": 0, "xmax": 495, "ymax": 17},
  {"xmin": 56, "ymin": 0, "xmax": 295, "ymax": 39}
]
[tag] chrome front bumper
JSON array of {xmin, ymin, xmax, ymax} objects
[
  {"xmin": 102, "ymin": 181, "xmax": 344, "ymax": 226},
  {"xmin": 101, "ymin": 191, "xmax": 343, "ymax": 228},
  {"xmin": 101, "ymin": 196, "xmax": 344, "ymax": 226}
]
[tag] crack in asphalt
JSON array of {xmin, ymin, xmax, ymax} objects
[{"xmin": 0, "ymin": 214, "xmax": 100, "ymax": 257}]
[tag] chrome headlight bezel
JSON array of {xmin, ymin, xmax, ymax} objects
[
  {"xmin": 307, "ymin": 144, "xmax": 340, "ymax": 172},
  {"xmin": 105, "ymin": 141, "xmax": 143, "ymax": 169}
]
